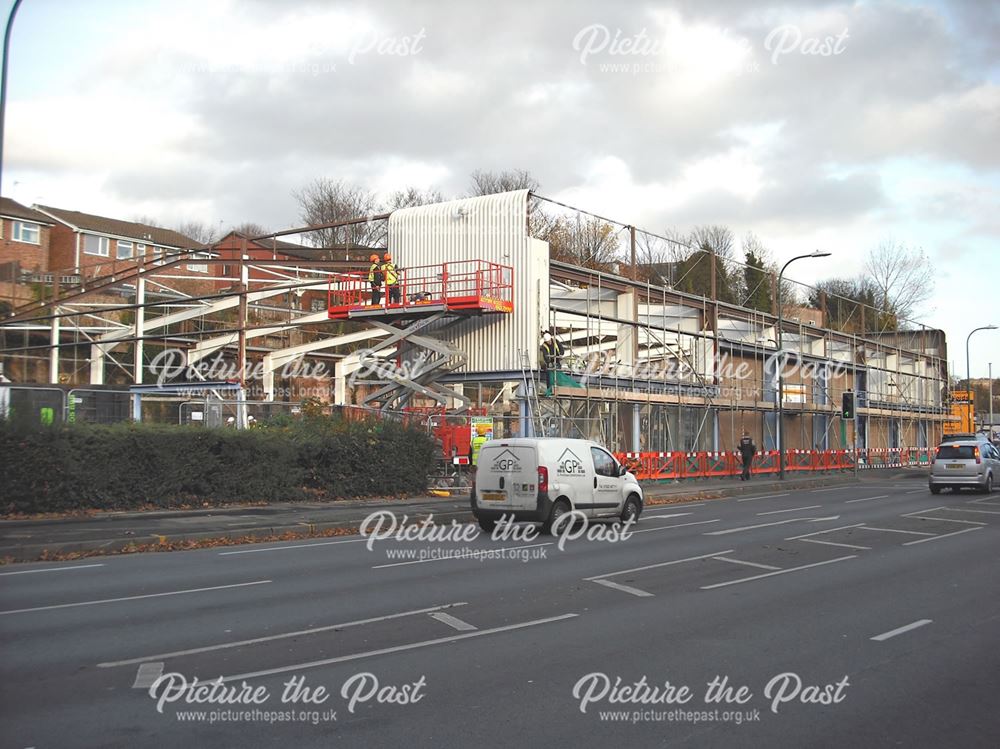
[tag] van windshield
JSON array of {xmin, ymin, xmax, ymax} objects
[{"xmin": 937, "ymin": 445, "xmax": 976, "ymax": 459}]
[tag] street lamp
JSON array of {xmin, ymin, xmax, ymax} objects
[
  {"xmin": 966, "ymin": 325, "xmax": 998, "ymax": 433},
  {"xmin": 777, "ymin": 250, "xmax": 831, "ymax": 479}
]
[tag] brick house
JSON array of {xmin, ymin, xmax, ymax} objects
[
  {"xmin": 33, "ymin": 205, "xmax": 202, "ymax": 281},
  {"xmin": 0, "ymin": 197, "xmax": 55, "ymax": 273}
]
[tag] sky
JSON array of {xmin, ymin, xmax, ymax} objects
[{"xmin": 3, "ymin": 0, "xmax": 999, "ymax": 377}]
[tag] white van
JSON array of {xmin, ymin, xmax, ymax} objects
[{"xmin": 471, "ymin": 438, "xmax": 644, "ymax": 534}]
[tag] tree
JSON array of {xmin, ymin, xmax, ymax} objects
[
  {"xmin": 227, "ymin": 222, "xmax": 270, "ymax": 239},
  {"xmin": 173, "ymin": 220, "xmax": 220, "ymax": 246},
  {"xmin": 386, "ymin": 187, "xmax": 444, "ymax": 210},
  {"xmin": 293, "ymin": 178, "xmax": 383, "ymax": 250},
  {"xmin": 673, "ymin": 225, "xmax": 740, "ymax": 304},
  {"xmin": 742, "ymin": 233, "xmax": 772, "ymax": 313},
  {"xmin": 545, "ymin": 215, "xmax": 621, "ymax": 272},
  {"xmin": 467, "ymin": 169, "xmax": 539, "ymax": 197},
  {"xmin": 809, "ymin": 277, "xmax": 879, "ymax": 333},
  {"xmin": 864, "ymin": 239, "xmax": 933, "ymax": 326}
]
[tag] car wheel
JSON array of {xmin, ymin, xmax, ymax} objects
[
  {"xmin": 477, "ymin": 517, "xmax": 496, "ymax": 533},
  {"xmin": 541, "ymin": 499, "xmax": 571, "ymax": 535},
  {"xmin": 929, "ymin": 485, "xmax": 941, "ymax": 495},
  {"xmin": 985, "ymin": 473, "xmax": 994, "ymax": 494},
  {"xmin": 620, "ymin": 495, "xmax": 641, "ymax": 524}
]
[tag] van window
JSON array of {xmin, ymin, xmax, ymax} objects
[
  {"xmin": 937, "ymin": 445, "xmax": 976, "ymax": 459},
  {"xmin": 591, "ymin": 447, "xmax": 617, "ymax": 477}
]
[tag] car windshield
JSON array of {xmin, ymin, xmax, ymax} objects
[{"xmin": 937, "ymin": 445, "xmax": 977, "ymax": 459}]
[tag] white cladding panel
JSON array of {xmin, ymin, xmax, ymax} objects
[{"xmin": 388, "ymin": 190, "xmax": 549, "ymax": 372}]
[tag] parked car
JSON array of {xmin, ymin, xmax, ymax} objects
[
  {"xmin": 471, "ymin": 438, "xmax": 643, "ymax": 533},
  {"xmin": 929, "ymin": 434, "xmax": 1000, "ymax": 494}
]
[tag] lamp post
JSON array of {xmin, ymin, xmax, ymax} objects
[
  {"xmin": 0, "ymin": 0, "xmax": 25, "ymax": 195},
  {"xmin": 967, "ymin": 325, "xmax": 997, "ymax": 433},
  {"xmin": 777, "ymin": 251, "xmax": 831, "ymax": 479}
]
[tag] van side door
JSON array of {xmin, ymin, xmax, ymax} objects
[{"xmin": 590, "ymin": 446, "xmax": 625, "ymax": 516}]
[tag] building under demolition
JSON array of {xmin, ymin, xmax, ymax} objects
[{"xmin": 1, "ymin": 190, "xmax": 951, "ymax": 458}]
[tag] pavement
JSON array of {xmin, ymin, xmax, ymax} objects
[
  {"xmin": 0, "ymin": 470, "xmax": 894, "ymax": 562},
  {"xmin": 1, "ymin": 471, "xmax": 997, "ymax": 748}
]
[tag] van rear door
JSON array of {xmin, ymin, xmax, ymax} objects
[{"xmin": 477, "ymin": 443, "xmax": 538, "ymax": 512}]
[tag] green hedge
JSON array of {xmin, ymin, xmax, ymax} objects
[{"xmin": 0, "ymin": 417, "xmax": 437, "ymax": 514}]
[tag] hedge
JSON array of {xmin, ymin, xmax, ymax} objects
[{"xmin": 0, "ymin": 417, "xmax": 437, "ymax": 514}]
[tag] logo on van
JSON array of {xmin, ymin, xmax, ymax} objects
[
  {"xmin": 490, "ymin": 449, "xmax": 522, "ymax": 472},
  {"xmin": 557, "ymin": 448, "xmax": 587, "ymax": 476}
]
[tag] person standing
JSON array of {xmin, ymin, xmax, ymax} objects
[
  {"xmin": 367, "ymin": 253, "xmax": 383, "ymax": 306},
  {"xmin": 739, "ymin": 429, "xmax": 756, "ymax": 481},
  {"xmin": 381, "ymin": 252, "xmax": 401, "ymax": 305},
  {"xmin": 539, "ymin": 330, "xmax": 562, "ymax": 395}
]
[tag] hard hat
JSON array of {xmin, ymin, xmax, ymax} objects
[
  {"xmin": 369, "ymin": 253, "xmax": 379, "ymax": 262},
  {"xmin": 383, "ymin": 252, "xmax": 392, "ymax": 261}
]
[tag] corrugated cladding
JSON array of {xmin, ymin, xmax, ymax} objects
[{"xmin": 388, "ymin": 190, "xmax": 549, "ymax": 373}]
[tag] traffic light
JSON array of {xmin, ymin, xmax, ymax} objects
[{"xmin": 841, "ymin": 391, "xmax": 855, "ymax": 419}]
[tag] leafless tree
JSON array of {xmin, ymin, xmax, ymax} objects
[
  {"xmin": 228, "ymin": 222, "xmax": 271, "ymax": 239},
  {"xmin": 467, "ymin": 169, "xmax": 539, "ymax": 197},
  {"xmin": 386, "ymin": 187, "xmax": 444, "ymax": 210},
  {"xmin": 173, "ymin": 220, "xmax": 220, "ymax": 246},
  {"xmin": 293, "ymin": 178, "xmax": 383, "ymax": 249},
  {"xmin": 864, "ymin": 239, "xmax": 933, "ymax": 324},
  {"xmin": 547, "ymin": 215, "xmax": 622, "ymax": 271}
]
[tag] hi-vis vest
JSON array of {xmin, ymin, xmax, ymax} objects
[
  {"xmin": 368, "ymin": 263, "xmax": 382, "ymax": 284},
  {"xmin": 382, "ymin": 261, "xmax": 398, "ymax": 286},
  {"xmin": 471, "ymin": 435, "xmax": 488, "ymax": 465}
]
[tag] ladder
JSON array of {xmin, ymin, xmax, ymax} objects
[{"xmin": 518, "ymin": 348, "xmax": 543, "ymax": 437}]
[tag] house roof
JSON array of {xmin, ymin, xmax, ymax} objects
[
  {"xmin": 33, "ymin": 205, "xmax": 197, "ymax": 249},
  {"xmin": 0, "ymin": 197, "xmax": 54, "ymax": 225}
]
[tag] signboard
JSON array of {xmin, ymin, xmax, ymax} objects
[
  {"xmin": 782, "ymin": 383, "xmax": 807, "ymax": 404},
  {"xmin": 943, "ymin": 391, "xmax": 975, "ymax": 435}
]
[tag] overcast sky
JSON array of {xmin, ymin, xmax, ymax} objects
[{"xmin": 4, "ymin": 0, "xmax": 999, "ymax": 376}]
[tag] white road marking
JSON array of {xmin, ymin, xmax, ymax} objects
[
  {"xmin": 786, "ymin": 523, "xmax": 865, "ymax": 540},
  {"xmin": 98, "ymin": 602, "xmax": 468, "ymax": 668},
  {"xmin": 712, "ymin": 556, "xmax": 782, "ymax": 571},
  {"xmin": 631, "ymin": 519, "xmax": 720, "ymax": 535},
  {"xmin": 0, "ymin": 564, "xmax": 105, "ymax": 576},
  {"xmin": 372, "ymin": 542, "xmax": 553, "ymax": 569},
  {"xmin": 797, "ymin": 538, "xmax": 872, "ymax": 550},
  {"xmin": 591, "ymin": 579, "xmax": 654, "ymax": 597},
  {"xmin": 219, "ymin": 537, "xmax": 365, "ymax": 555},
  {"xmin": 845, "ymin": 495, "xmax": 889, "ymax": 504},
  {"xmin": 1, "ymin": 580, "xmax": 271, "ymax": 617},
  {"xmin": 218, "ymin": 613, "xmax": 579, "ymax": 683},
  {"xmin": 944, "ymin": 507, "xmax": 1000, "ymax": 516},
  {"xmin": 757, "ymin": 505, "xmax": 822, "ymax": 516},
  {"xmin": 859, "ymin": 526, "xmax": 935, "ymax": 536},
  {"xmin": 969, "ymin": 496, "xmax": 1000, "ymax": 505},
  {"xmin": 642, "ymin": 512, "xmax": 693, "ymax": 519},
  {"xmin": 870, "ymin": 619, "xmax": 932, "ymax": 642},
  {"xmin": 736, "ymin": 493, "xmax": 790, "ymax": 502},
  {"xmin": 904, "ymin": 489, "xmax": 926, "ymax": 495},
  {"xmin": 903, "ymin": 527, "xmax": 983, "ymax": 545},
  {"xmin": 810, "ymin": 487, "xmax": 851, "ymax": 493},
  {"xmin": 584, "ymin": 550, "xmax": 734, "ymax": 581},
  {"xmin": 706, "ymin": 516, "xmax": 840, "ymax": 536},
  {"xmin": 902, "ymin": 515, "xmax": 986, "ymax": 526},
  {"xmin": 132, "ymin": 662, "xmax": 164, "ymax": 689},
  {"xmin": 429, "ymin": 611, "xmax": 477, "ymax": 631},
  {"xmin": 700, "ymin": 556, "xmax": 856, "ymax": 590}
]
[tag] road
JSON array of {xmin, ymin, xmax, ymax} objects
[{"xmin": 2, "ymin": 476, "xmax": 999, "ymax": 748}]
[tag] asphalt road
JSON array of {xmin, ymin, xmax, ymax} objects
[{"xmin": 2, "ymin": 477, "xmax": 998, "ymax": 748}]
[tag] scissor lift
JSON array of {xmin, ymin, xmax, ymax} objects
[{"xmin": 328, "ymin": 260, "xmax": 514, "ymax": 412}]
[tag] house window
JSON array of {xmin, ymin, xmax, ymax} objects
[
  {"xmin": 187, "ymin": 252, "xmax": 209, "ymax": 273},
  {"xmin": 83, "ymin": 234, "xmax": 110, "ymax": 256},
  {"xmin": 12, "ymin": 221, "xmax": 41, "ymax": 244},
  {"xmin": 117, "ymin": 240, "xmax": 134, "ymax": 259},
  {"xmin": 136, "ymin": 243, "xmax": 147, "ymax": 256},
  {"xmin": 310, "ymin": 297, "xmax": 326, "ymax": 312}
]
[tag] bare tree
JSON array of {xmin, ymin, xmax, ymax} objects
[
  {"xmin": 293, "ymin": 178, "xmax": 383, "ymax": 249},
  {"xmin": 386, "ymin": 187, "xmax": 444, "ymax": 210},
  {"xmin": 467, "ymin": 169, "xmax": 540, "ymax": 197},
  {"xmin": 547, "ymin": 215, "xmax": 622, "ymax": 271},
  {"xmin": 228, "ymin": 222, "xmax": 271, "ymax": 238},
  {"xmin": 173, "ymin": 220, "xmax": 220, "ymax": 245},
  {"xmin": 864, "ymin": 239, "xmax": 933, "ymax": 325}
]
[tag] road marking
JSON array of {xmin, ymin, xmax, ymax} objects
[
  {"xmin": 969, "ymin": 496, "xmax": 1000, "ymax": 505},
  {"xmin": 810, "ymin": 487, "xmax": 850, "ymax": 493},
  {"xmin": 218, "ymin": 613, "xmax": 579, "ymax": 683},
  {"xmin": 902, "ymin": 514, "xmax": 986, "ymax": 526},
  {"xmin": 429, "ymin": 611, "xmax": 477, "ymax": 631},
  {"xmin": 944, "ymin": 507, "xmax": 1000, "ymax": 516},
  {"xmin": 859, "ymin": 526, "xmax": 935, "ymax": 536},
  {"xmin": 98, "ymin": 602, "xmax": 470, "ymax": 668},
  {"xmin": 786, "ymin": 523, "xmax": 864, "ymax": 540},
  {"xmin": 712, "ymin": 556, "xmax": 782, "ymax": 571},
  {"xmin": 904, "ymin": 489, "xmax": 926, "ymax": 495},
  {"xmin": 591, "ymin": 578, "xmax": 654, "ymax": 597},
  {"xmin": 132, "ymin": 662, "xmax": 164, "ymax": 689},
  {"xmin": 0, "ymin": 563, "xmax": 105, "ymax": 576},
  {"xmin": 372, "ymin": 542, "xmax": 553, "ymax": 569},
  {"xmin": 584, "ymin": 550, "xmax": 735, "ymax": 581},
  {"xmin": 1, "ymin": 580, "xmax": 271, "ymax": 617},
  {"xmin": 631, "ymin": 519, "xmax": 720, "ymax": 535},
  {"xmin": 871, "ymin": 619, "xmax": 932, "ymax": 642},
  {"xmin": 642, "ymin": 512, "xmax": 693, "ymax": 519},
  {"xmin": 903, "ymin": 527, "xmax": 983, "ymax": 545},
  {"xmin": 845, "ymin": 495, "xmax": 889, "ymax": 504},
  {"xmin": 219, "ymin": 537, "xmax": 365, "ymax": 555},
  {"xmin": 757, "ymin": 505, "xmax": 821, "ymax": 516},
  {"xmin": 736, "ymin": 493, "xmax": 790, "ymax": 502},
  {"xmin": 706, "ymin": 516, "xmax": 840, "ymax": 536},
  {"xmin": 797, "ymin": 538, "xmax": 871, "ymax": 550},
  {"xmin": 700, "ymin": 556, "xmax": 856, "ymax": 590}
]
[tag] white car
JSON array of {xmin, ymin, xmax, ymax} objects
[{"xmin": 471, "ymin": 438, "xmax": 644, "ymax": 534}]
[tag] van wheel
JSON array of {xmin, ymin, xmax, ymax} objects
[
  {"xmin": 477, "ymin": 517, "xmax": 496, "ymax": 533},
  {"xmin": 621, "ymin": 495, "xmax": 641, "ymax": 524},
  {"xmin": 541, "ymin": 500, "xmax": 571, "ymax": 535},
  {"xmin": 929, "ymin": 486, "xmax": 941, "ymax": 495}
]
